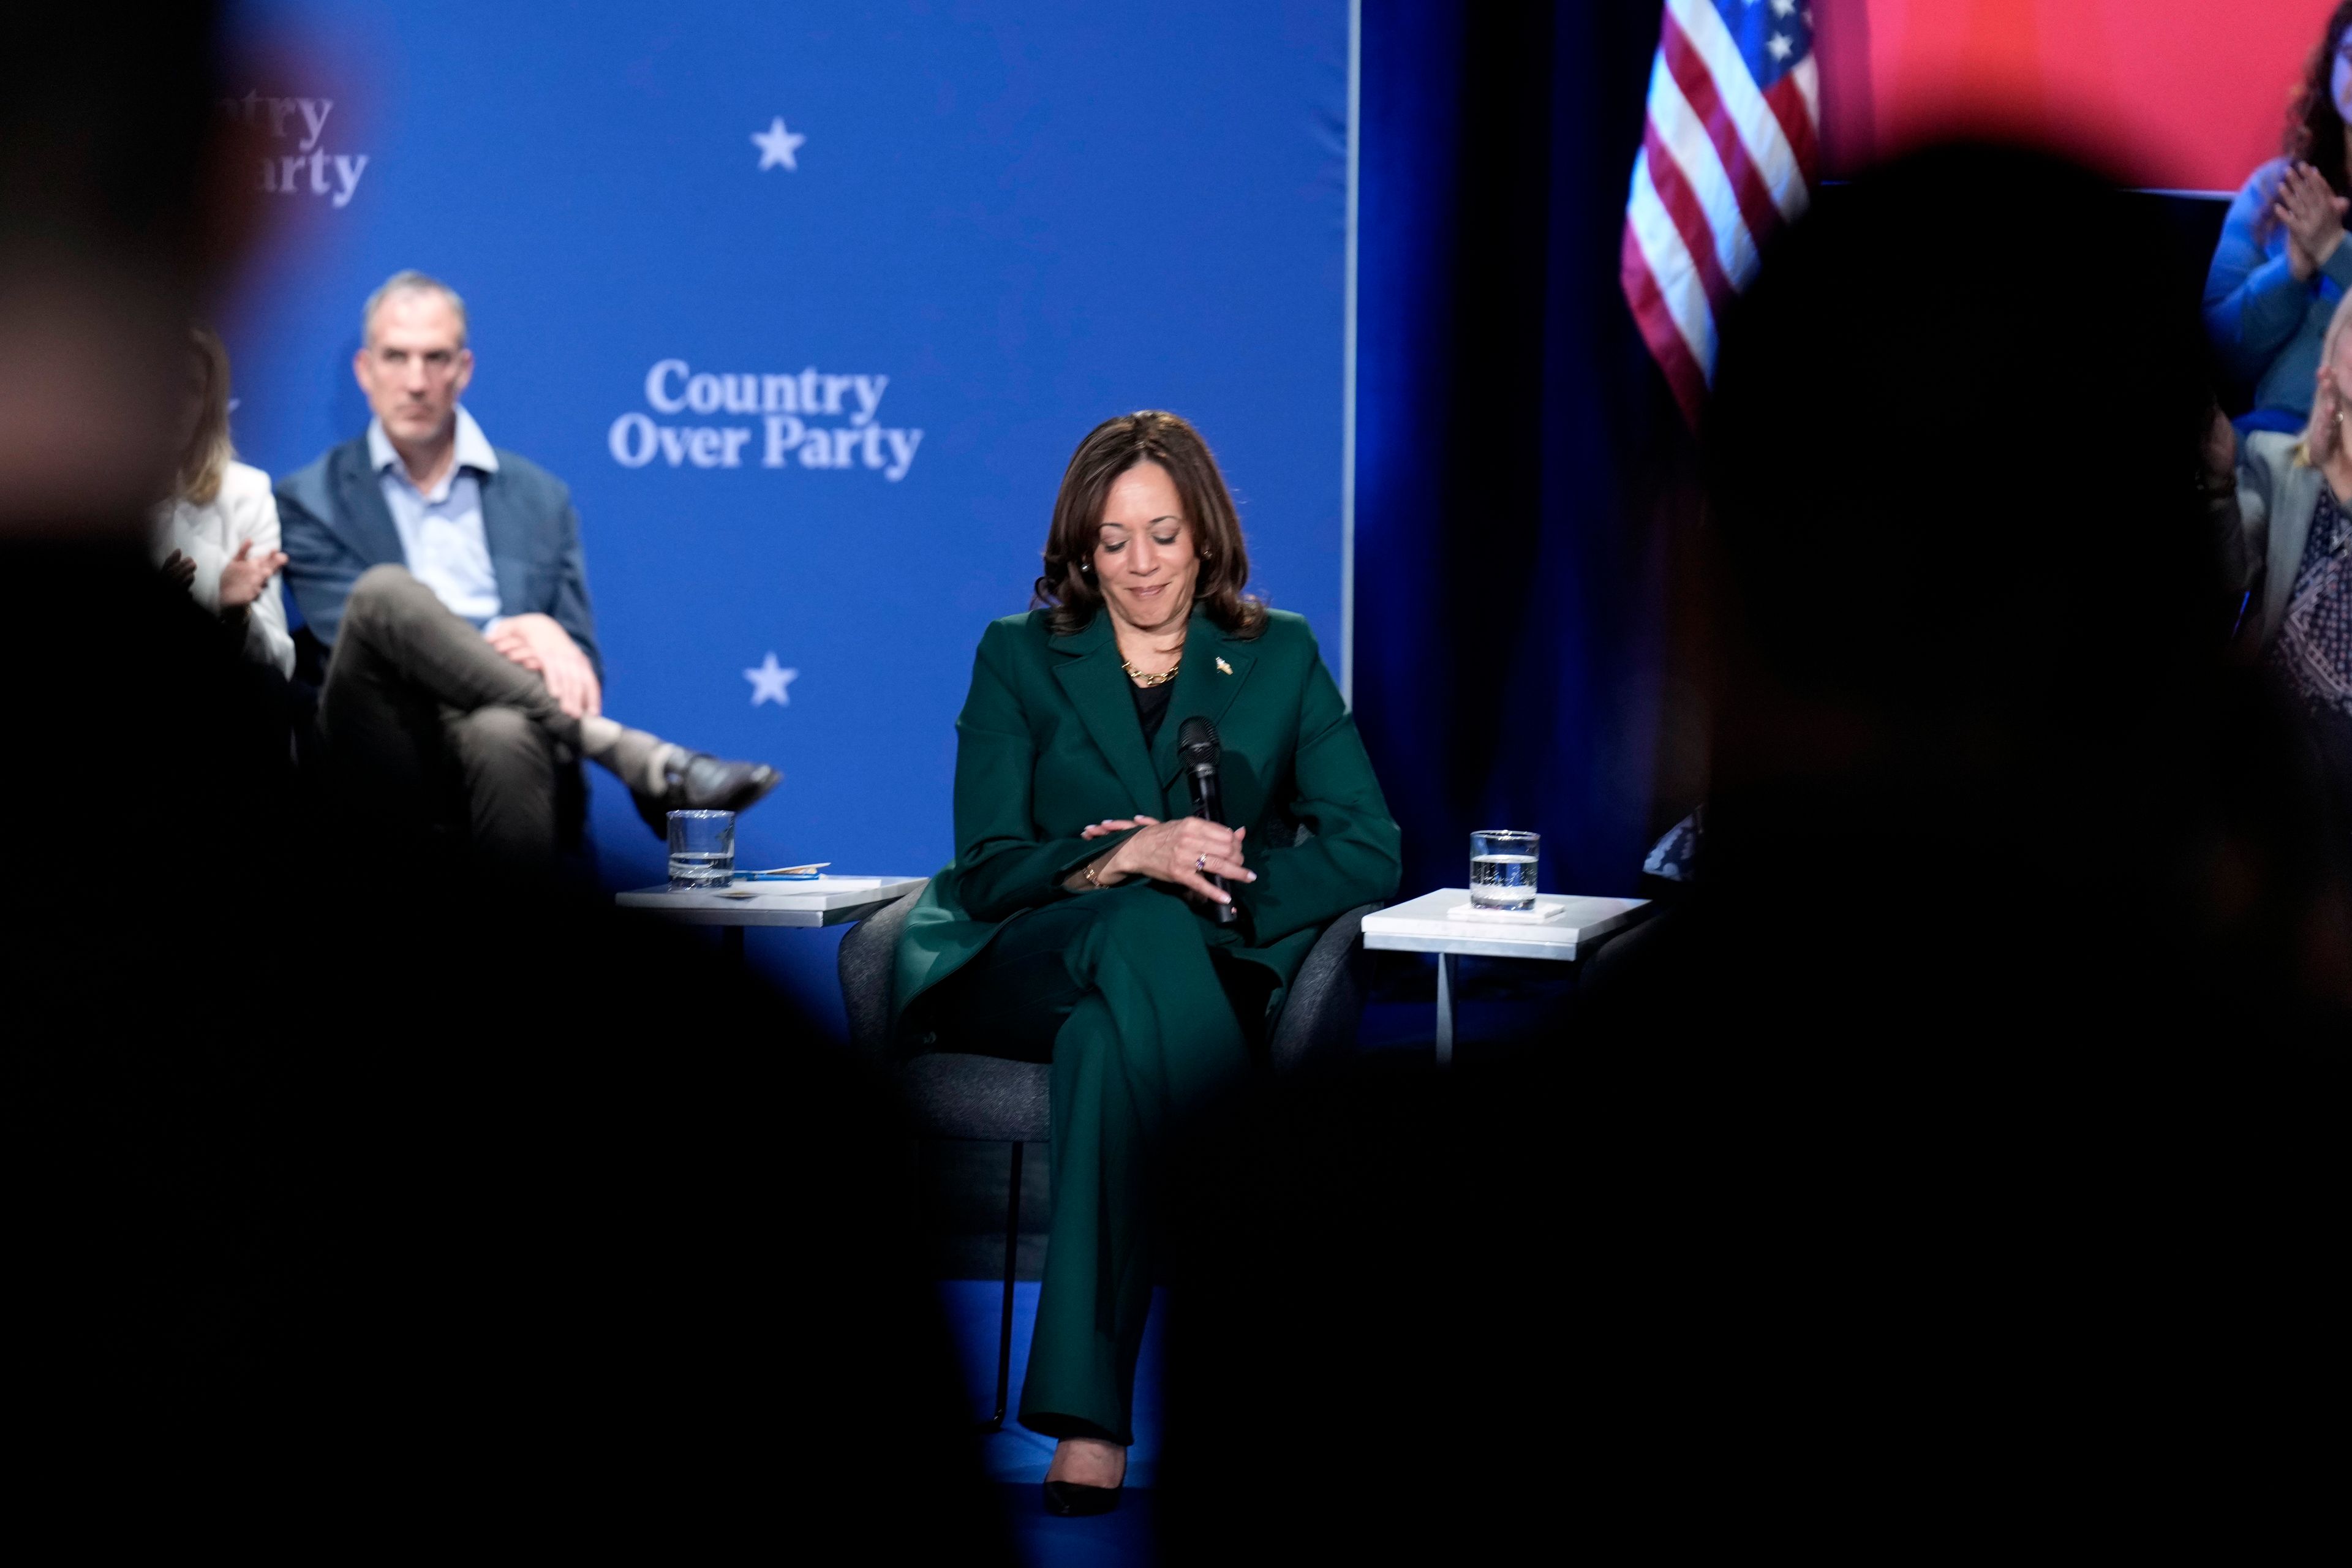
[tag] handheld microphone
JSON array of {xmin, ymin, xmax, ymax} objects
[{"xmin": 1176, "ymin": 715, "xmax": 1240, "ymax": 927}]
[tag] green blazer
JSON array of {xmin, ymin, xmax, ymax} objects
[{"xmin": 892, "ymin": 605, "xmax": 1401, "ymax": 1036}]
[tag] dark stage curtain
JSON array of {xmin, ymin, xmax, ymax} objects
[{"xmin": 1355, "ymin": 1, "xmax": 1694, "ymax": 899}]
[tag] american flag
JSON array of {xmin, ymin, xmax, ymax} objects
[{"xmin": 1621, "ymin": 0, "xmax": 1820, "ymax": 424}]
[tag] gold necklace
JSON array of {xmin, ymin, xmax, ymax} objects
[{"xmin": 1122, "ymin": 653, "xmax": 1181, "ymax": 688}]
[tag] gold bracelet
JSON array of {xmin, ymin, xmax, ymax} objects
[{"xmin": 1083, "ymin": 860, "xmax": 1104, "ymax": 889}]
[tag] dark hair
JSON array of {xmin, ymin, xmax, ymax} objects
[
  {"xmin": 2266, "ymin": 2, "xmax": 2352, "ymax": 239},
  {"xmin": 1705, "ymin": 143, "xmax": 2212, "ymax": 709},
  {"xmin": 1031, "ymin": 410, "xmax": 1267, "ymax": 638}
]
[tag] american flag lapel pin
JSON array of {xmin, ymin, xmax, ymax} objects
[{"xmin": 1216, "ymin": 657, "xmax": 1233, "ymax": 675}]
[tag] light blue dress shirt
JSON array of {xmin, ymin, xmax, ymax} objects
[{"xmin": 367, "ymin": 405, "xmax": 505, "ymax": 630}]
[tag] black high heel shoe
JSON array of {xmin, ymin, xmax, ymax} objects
[{"xmin": 1041, "ymin": 1480, "xmax": 1121, "ymax": 1517}]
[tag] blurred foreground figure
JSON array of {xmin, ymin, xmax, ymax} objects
[
  {"xmin": 1165, "ymin": 146, "xmax": 2347, "ymax": 1559},
  {"xmin": 1652, "ymin": 143, "xmax": 2352, "ymax": 1035},
  {"xmin": 1587, "ymin": 143, "xmax": 2350, "ymax": 1537},
  {"xmin": 0, "ymin": 15, "xmax": 1002, "ymax": 1555}
]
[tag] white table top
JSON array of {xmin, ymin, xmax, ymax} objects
[
  {"xmin": 616, "ymin": 875, "xmax": 927, "ymax": 928},
  {"xmin": 1360, "ymin": 888, "xmax": 1648, "ymax": 961}
]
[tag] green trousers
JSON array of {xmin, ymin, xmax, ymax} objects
[{"xmin": 927, "ymin": 881, "xmax": 1264, "ymax": 1444}]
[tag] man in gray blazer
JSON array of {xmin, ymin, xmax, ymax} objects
[{"xmin": 278, "ymin": 271, "xmax": 774, "ymax": 864}]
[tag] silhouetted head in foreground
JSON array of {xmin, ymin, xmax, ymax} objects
[
  {"xmin": 1686, "ymin": 141, "xmax": 2348, "ymax": 1027},
  {"xmin": 2, "ymin": 16, "xmax": 1007, "ymax": 1556},
  {"xmin": 1164, "ymin": 146, "xmax": 2346, "ymax": 1562},
  {"xmin": 1732, "ymin": 148, "xmax": 2214, "ymax": 674},
  {"xmin": 0, "ymin": 13, "xmax": 265, "ymax": 533}
]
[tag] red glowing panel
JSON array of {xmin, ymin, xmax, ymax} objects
[{"xmin": 1823, "ymin": 0, "xmax": 2324, "ymax": 193}]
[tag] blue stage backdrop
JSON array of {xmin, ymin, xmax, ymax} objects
[{"xmin": 223, "ymin": 1, "xmax": 1353, "ymax": 1020}]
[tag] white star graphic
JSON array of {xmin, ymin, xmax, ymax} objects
[
  {"xmin": 1770, "ymin": 0, "xmax": 1796, "ymax": 16},
  {"xmin": 1766, "ymin": 31, "xmax": 1793, "ymax": 60},
  {"xmin": 745, "ymin": 652, "xmax": 798, "ymax": 706},
  {"xmin": 752, "ymin": 116, "xmax": 806, "ymax": 172}
]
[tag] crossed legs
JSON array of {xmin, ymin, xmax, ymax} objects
[
  {"xmin": 319, "ymin": 565, "xmax": 674, "ymax": 864},
  {"xmin": 445, "ymin": 705, "xmax": 562, "ymax": 861}
]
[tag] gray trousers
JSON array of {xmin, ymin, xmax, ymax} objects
[{"xmin": 318, "ymin": 565, "xmax": 582, "ymax": 864}]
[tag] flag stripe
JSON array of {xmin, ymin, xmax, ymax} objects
[
  {"xmin": 1791, "ymin": 53, "xmax": 1820, "ymax": 137},
  {"xmin": 1622, "ymin": 3, "xmax": 1817, "ymax": 424},
  {"xmin": 1659, "ymin": 7, "xmax": 1783, "ymax": 254},
  {"xmin": 1625, "ymin": 151, "xmax": 1717, "ymax": 375},
  {"xmin": 1664, "ymin": 0, "xmax": 1806, "ymax": 222},
  {"xmin": 1646, "ymin": 36, "xmax": 1761, "ymax": 287},
  {"xmin": 1764, "ymin": 74, "xmax": 1819, "ymax": 186},
  {"xmin": 1642, "ymin": 119, "xmax": 1735, "ymax": 312},
  {"xmin": 1621, "ymin": 222, "xmax": 1708, "ymax": 425}
]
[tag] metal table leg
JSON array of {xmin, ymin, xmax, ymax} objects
[
  {"xmin": 1435, "ymin": 952, "xmax": 1454, "ymax": 1066},
  {"xmin": 984, "ymin": 1140, "xmax": 1022, "ymax": 1431}
]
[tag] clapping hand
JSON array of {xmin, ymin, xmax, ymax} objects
[
  {"xmin": 160, "ymin": 549, "xmax": 197, "ymax": 591},
  {"xmin": 217, "ymin": 538, "xmax": 287, "ymax": 612},
  {"xmin": 2275, "ymin": 162, "xmax": 2348, "ymax": 281},
  {"xmin": 486, "ymin": 611, "xmax": 602, "ymax": 718}
]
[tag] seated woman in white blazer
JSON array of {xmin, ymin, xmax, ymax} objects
[{"xmin": 154, "ymin": 325, "xmax": 294, "ymax": 678}]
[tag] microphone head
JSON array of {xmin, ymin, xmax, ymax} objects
[{"xmin": 1177, "ymin": 715, "xmax": 1220, "ymax": 763}]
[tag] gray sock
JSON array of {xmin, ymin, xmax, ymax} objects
[
  {"xmin": 578, "ymin": 715, "xmax": 622, "ymax": 756},
  {"xmin": 644, "ymin": 742, "xmax": 687, "ymax": 793},
  {"xmin": 579, "ymin": 722, "xmax": 680, "ymax": 794}
]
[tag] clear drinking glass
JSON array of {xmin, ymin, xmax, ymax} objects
[
  {"xmin": 1469, "ymin": 829, "xmax": 1540, "ymax": 910},
  {"xmin": 668, "ymin": 809, "xmax": 736, "ymax": 890}
]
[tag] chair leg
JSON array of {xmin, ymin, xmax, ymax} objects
[{"xmin": 981, "ymin": 1140, "xmax": 1023, "ymax": 1432}]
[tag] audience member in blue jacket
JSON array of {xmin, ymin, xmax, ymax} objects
[
  {"xmin": 2205, "ymin": 3, "xmax": 2352, "ymax": 434},
  {"xmin": 278, "ymin": 271, "xmax": 778, "ymax": 865}
]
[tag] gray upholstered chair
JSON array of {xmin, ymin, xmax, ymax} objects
[{"xmin": 836, "ymin": 881, "xmax": 1381, "ymax": 1428}]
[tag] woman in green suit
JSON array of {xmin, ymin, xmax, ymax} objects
[{"xmin": 895, "ymin": 410, "xmax": 1400, "ymax": 1514}]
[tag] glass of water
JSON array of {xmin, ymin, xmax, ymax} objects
[
  {"xmin": 668, "ymin": 809, "xmax": 736, "ymax": 891},
  {"xmin": 1469, "ymin": 829, "xmax": 1540, "ymax": 910}
]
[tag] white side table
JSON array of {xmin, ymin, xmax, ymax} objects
[
  {"xmin": 617, "ymin": 875, "xmax": 927, "ymax": 963},
  {"xmin": 1360, "ymin": 889, "xmax": 1649, "ymax": 1064}
]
